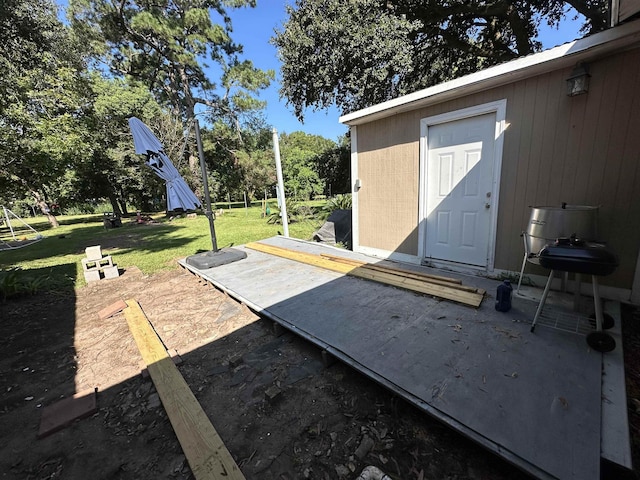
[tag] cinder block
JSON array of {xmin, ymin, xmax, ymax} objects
[
  {"xmin": 82, "ymin": 258, "xmax": 98, "ymax": 271},
  {"xmin": 85, "ymin": 245, "xmax": 103, "ymax": 261},
  {"xmin": 83, "ymin": 270, "xmax": 101, "ymax": 283},
  {"xmin": 97, "ymin": 256, "xmax": 113, "ymax": 268},
  {"xmin": 103, "ymin": 265, "xmax": 120, "ymax": 279}
]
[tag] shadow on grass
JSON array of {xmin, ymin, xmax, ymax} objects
[{"xmin": 0, "ymin": 219, "xmax": 195, "ymax": 268}]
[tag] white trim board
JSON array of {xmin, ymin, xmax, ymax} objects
[
  {"xmin": 417, "ymin": 99, "xmax": 507, "ymax": 273},
  {"xmin": 350, "ymin": 126, "xmax": 360, "ymax": 251}
]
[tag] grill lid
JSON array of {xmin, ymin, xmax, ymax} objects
[{"xmin": 538, "ymin": 238, "xmax": 618, "ymax": 276}]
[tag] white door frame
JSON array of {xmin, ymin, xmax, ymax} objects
[{"xmin": 418, "ymin": 99, "xmax": 507, "ymax": 272}]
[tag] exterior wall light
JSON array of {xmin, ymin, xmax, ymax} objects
[{"xmin": 566, "ymin": 63, "xmax": 591, "ymax": 96}]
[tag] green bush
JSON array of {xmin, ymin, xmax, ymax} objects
[
  {"xmin": 267, "ymin": 198, "xmax": 318, "ymax": 224},
  {"xmin": 0, "ymin": 267, "xmax": 51, "ymax": 302},
  {"xmin": 62, "ymin": 201, "xmax": 129, "ymax": 215},
  {"xmin": 5, "ymin": 199, "xmax": 37, "ymax": 218},
  {"xmin": 321, "ymin": 194, "xmax": 352, "ymax": 217},
  {"xmin": 63, "ymin": 203, "xmax": 96, "ymax": 215}
]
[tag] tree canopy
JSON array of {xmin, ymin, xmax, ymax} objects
[
  {"xmin": 68, "ymin": 0, "xmax": 274, "ymax": 126},
  {"xmin": 1, "ymin": 0, "xmax": 351, "ymax": 223},
  {"xmin": 68, "ymin": 0, "xmax": 275, "ymax": 195},
  {"xmin": 0, "ymin": 0, "xmax": 91, "ymax": 226},
  {"xmin": 273, "ymin": 0, "xmax": 609, "ymax": 118}
]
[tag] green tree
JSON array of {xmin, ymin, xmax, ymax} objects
[
  {"xmin": 71, "ymin": 75, "xmax": 167, "ymax": 215},
  {"xmin": 0, "ymin": 0, "xmax": 90, "ymax": 227},
  {"xmin": 316, "ymin": 134, "xmax": 350, "ymax": 196},
  {"xmin": 273, "ymin": 0, "xmax": 608, "ymax": 118},
  {"xmin": 199, "ymin": 121, "xmax": 276, "ymax": 204},
  {"xmin": 68, "ymin": 0, "xmax": 274, "ymax": 194},
  {"xmin": 279, "ymin": 132, "xmax": 335, "ymax": 200}
]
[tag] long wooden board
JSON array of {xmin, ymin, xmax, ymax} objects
[
  {"xmin": 319, "ymin": 255, "xmax": 485, "ymax": 295},
  {"xmin": 321, "ymin": 255, "xmax": 484, "ymax": 295},
  {"xmin": 319, "ymin": 253, "xmax": 463, "ymax": 285},
  {"xmin": 245, "ymin": 243, "xmax": 484, "ymax": 307},
  {"xmin": 123, "ymin": 300, "xmax": 245, "ymax": 480}
]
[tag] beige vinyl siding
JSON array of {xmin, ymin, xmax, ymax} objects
[
  {"xmin": 355, "ymin": 47, "xmax": 640, "ymax": 289},
  {"xmin": 357, "ymin": 119, "xmax": 419, "ymax": 254}
]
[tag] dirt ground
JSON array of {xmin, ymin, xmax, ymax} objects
[{"xmin": 1, "ymin": 263, "xmax": 639, "ymax": 480}]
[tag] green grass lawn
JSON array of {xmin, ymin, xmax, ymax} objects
[{"xmin": 0, "ymin": 207, "xmax": 322, "ymax": 293}]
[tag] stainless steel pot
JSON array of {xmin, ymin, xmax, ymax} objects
[{"xmin": 527, "ymin": 204, "xmax": 599, "ymax": 254}]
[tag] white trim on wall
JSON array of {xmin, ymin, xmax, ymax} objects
[
  {"xmin": 417, "ymin": 99, "xmax": 507, "ymax": 273},
  {"xmin": 350, "ymin": 126, "xmax": 360, "ymax": 251}
]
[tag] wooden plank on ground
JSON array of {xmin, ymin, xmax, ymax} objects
[
  {"xmin": 349, "ymin": 267, "xmax": 484, "ymax": 306},
  {"xmin": 319, "ymin": 253, "xmax": 463, "ymax": 285},
  {"xmin": 245, "ymin": 242, "xmax": 484, "ymax": 307},
  {"xmin": 321, "ymin": 257, "xmax": 484, "ymax": 295},
  {"xmin": 38, "ymin": 387, "xmax": 98, "ymax": 438},
  {"xmin": 246, "ymin": 242, "xmax": 355, "ymax": 273},
  {"xmin": 123, "ymin": 300, "xmax": 245, "ymax": 480}
]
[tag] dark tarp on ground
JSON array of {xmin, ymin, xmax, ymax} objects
[{"xmin": 313, "ymin": 209, "xmax": 352, "ymax": 249}]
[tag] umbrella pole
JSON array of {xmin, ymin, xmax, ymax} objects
[
  {"xmin": 195, "ymin": 119, "xmax": 218, "ymax": 252},
  {"xmin": 184, "ymin": 119, "xmax": 246, "ymax": 270}
]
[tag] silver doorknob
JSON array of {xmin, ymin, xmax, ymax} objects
[{"xmin": 485, "ymin": 203, "xmax": 490, "ymax": 209}]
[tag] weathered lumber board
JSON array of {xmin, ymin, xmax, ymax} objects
[
  {"xmin": 319, "ymin": 253, "xmax": 463, "ymax": 285},
  {"xmin": 245, "ymin": 243, "xmax": 484, "ymax": 307},
  {"xmin": 319, "ymin": 254, "xmax": 485, "ymax": 296},
  {"xmin": 123, "ymin": 300, "xmax": 245, "ymax": 480}
]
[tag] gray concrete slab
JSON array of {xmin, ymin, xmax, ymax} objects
[{"xmin": 179, "ymin": 236, "xmax": 610, "ymax": 480}]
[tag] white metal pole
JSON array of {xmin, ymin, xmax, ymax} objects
[
  {"xmin": 272, "ymin": 128, "xmax": 289, "ymax": 237},
  {"xmin": 3, "ymin": 206, "xmax": 16, "ymax": 240}
]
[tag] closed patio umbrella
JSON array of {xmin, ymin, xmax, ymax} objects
[
  {"xmin": 129, "ymin": 116, "xmax": 246, "ymax": 268},
  {"xmin": 128, "ymin": 117, "xmax": 201, "ymax": 211}
]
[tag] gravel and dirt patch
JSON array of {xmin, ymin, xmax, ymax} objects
[{"xmin": 1, "ymin": 263, "xmax": 638, "ymax": 479}]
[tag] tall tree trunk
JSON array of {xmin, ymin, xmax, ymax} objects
[
  {"xmin": 118, "ymin": 198, "xmax": 128, "ymax": 216},
  {"xmin": 107, "ymin": 192, "xmax": 123, "ymax": 217},
  {"xmin": 118, "ymin": 187, "xmax": 129, "ymax": 215},
  {"xmin": 14, "ymin": 177, "xmax": 59, "ymax": 228},
  {"xmin": 31, "ymin": 190, "xmax": 59, "ymax": 228}
]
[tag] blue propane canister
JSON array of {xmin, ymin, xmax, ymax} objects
[{"xmin": 495, "ymin": 280, "xmax": 513, "ymax": 312}]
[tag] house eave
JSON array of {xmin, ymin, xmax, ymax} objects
[{"xmin": 339, "ymin": 19, "xmax": 640, "ymax": 126}]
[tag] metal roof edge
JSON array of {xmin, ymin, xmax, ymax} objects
[{"xmin": 339, "ymin": 19, "xmax": 640, "ymax": 125}]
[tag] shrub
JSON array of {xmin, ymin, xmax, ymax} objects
[
  {"xmin": 325, "ymin": 194, "xmax": 352, "ymax": 211},
  {"xmin": 321, "ymin": 194, "xmax": 352, "ymax": 218},
  {"xmin": 267, "ymin": 198, "xmax": 318, "ymax": 224},
  {"xmin": 63, "ymin": 203, "xmax": 96, "ymax": 215},
  {"xmin": 0, "ymin": 267, "xmax": 51, "ymax": 302}
]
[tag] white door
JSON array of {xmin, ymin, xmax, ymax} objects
[{"xmin": 425, "ymin": 113, "xmax": 496, "ymax": 266}]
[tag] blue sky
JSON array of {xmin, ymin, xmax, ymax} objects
[{"xmin": 58, "ymin": 1, "xmax": 586, "ymax": 142}]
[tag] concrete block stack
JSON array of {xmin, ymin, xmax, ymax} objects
[{"xmin": 82, "ymin": 245, "xmax": 120, "ymax": 282}]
